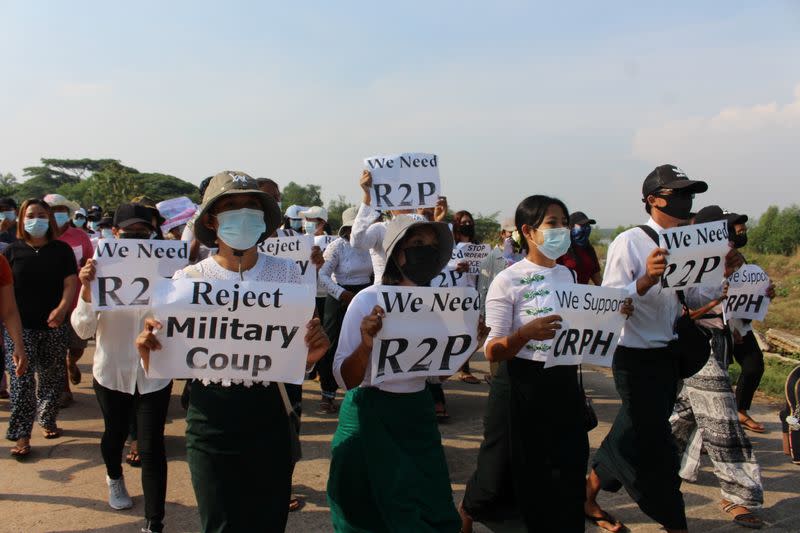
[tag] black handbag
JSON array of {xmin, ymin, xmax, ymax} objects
[
  {"xmin": 579, "ymin": 366, "xmax": 598, "ymax": 432},
  {"xmin": 637, "ymin": 225, "xmax": 711, "ymax": 378}
]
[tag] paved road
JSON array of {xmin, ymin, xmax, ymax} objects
[{"xmin": 1, "ymin": 348, "xmax": 798, "ymax": 532}]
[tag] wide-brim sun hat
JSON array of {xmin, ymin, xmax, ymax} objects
[
  {"xmin": 43, "ymin": 193, "xmax": 80, "ymax": 216},
  {"xmin": 383, "ymin": 215, "xmax": 453, "ymax": 274},
  {"xmin": 193, "ymin": 170, "xmax": 281, "ymax": 248}
]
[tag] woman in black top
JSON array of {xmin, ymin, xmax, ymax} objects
[{"xmin": 3, "ymin": 198, "xmax": 78, "ymax": 458}]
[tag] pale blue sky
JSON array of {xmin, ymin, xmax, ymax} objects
[{"xmin": 1, "ymin": 1, "xmax": 798, "ymax": 225}]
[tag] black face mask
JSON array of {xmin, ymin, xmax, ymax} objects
[
  {"xmin": 731, "ymin": 233, "xmax": 748, "ymax": 249},
  {"xmin": 399, "ymin": 245, "xmax": 441, "ymax": 285},
  {"xmin": 656, "ymin": 192, "xmax": 693, "ymax": 220},
  {"xmin": 458, "ymin": 224, "xmax": 475, "ymax": 239}
]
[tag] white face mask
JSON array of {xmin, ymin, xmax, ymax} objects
[
  {"xmin": 0, "ymin": 210, "xmax": 16, "ymax": 222},
  {"xmin": 100, "ymin": 228, "xmax": 114, "ymax": 239}
]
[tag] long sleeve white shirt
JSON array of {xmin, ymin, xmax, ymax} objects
[
  {"xmin": 602, "ymin": 217, "xmax": 680, "ymax": 349},
  {"xmin": 349, "ymin": 203, "xmax": 387, "ymax": 284},
  {"xmin": 333, "ymin": 285, "xmax": 428, "ymax": 393},
  {"xmin": 71, "ymin": 296, "xmax": 171, "ymax": 395},
  {"xmin": 318, "ymin": 237, "xmax": 373, "ymax": 299}
]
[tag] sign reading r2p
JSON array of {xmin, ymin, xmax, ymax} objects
[
  {"xmin": 370, "ymin": 286, "xmax": 480, "ymax": 384},
  {"xmin": 364, "ymin": 152, "xmax": 440, "ymax": 210},
  {"xmin": 723, "ymin": 264, "xmax": 771, "ymax": 322},
  {"xmin": 658, "ymin": 221, "xmax": 730, "ymax": 290},
  {"xmin": 91, "ymin": 239, "xmax": 189, "ymax": 310},
  {"xmin": 258, "ymin": 235, "xmax": 316, "ymax": 285}
]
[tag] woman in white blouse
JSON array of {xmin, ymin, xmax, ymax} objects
[
  {"xmin": 136, "ymin": 171, "xmax": 329, "ymax": 533},
  {"xmin": 326, "ymin": 215, "xmax": 461, "ymax": 532},
  {"xmin": 73, "ymin": 203, "xmax": 172, "ymax": 533},
  {"xmin": 316, "ymin": 206, "xmax": 373, "ymax": 414},
  {"xmin": 461, "ymin": 195, "xmax": 631, "ymax": 533}
]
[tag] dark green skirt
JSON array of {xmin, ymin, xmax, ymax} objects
[
  {"xmin": 186, "ymin": 381, "xmax": 292, "ymax": 533},
  {"xmin": 327, "ymin": 387, "xmax": 460, "ymax": 533}
]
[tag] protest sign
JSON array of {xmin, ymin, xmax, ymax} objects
[
  {"xmin": 314, "ymin": 235, "xmax": 337, "ymax": 251},
  {"xmin": 364, "ymin": 153, "xmax": 440, "ymax": 209},
  {"xmin": 147, "ymin": 279, "xmax": 316, "ymax": 383},
  {"xmin": 449, "ymin": 243, "xmax": 491, "ymax": 275},
  {"xmin": 258, "ymin": 235, "xmax": 316, "ymax": 285},
  {"xmin": 370, "ymin": 286, "xmax": 480, "ymax": 384},
  {"xmin": 91, "ymin": 239, "xmax": 189, "ymax": 310},
  {"xmin": 723, "ymin": 264, "xmax": 771, "ymax": 322},
  {"xmin": 658, "ymin": 221, "xmax": 730, "ymax": 290},
  {"xmin": 542, "ymin": 284, "xmax": 627, "ymax": 368},
  {"xmin": 431, "ymin": 267, "xmax": 471, "ymax": 288}
]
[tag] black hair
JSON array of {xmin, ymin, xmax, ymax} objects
[
  {"xmin": 322, "ymin": 222, "xmax": 332, "ymax": 235},
  {"xmin": 0, "ymin": 197, "xmax": 17, "ymax": 210},
  {"xmin": 453, "ymin": 210, "xmax": 478, "ymax": 244},
  {"xmin": 199, "ymin": 176, "xmax": 213, "ymax": 198},
  {"xmin": 515, "ymin": 195, "xmax": 569, "ymax": 253}
]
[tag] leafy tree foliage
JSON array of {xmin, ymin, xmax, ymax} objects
[
  {"xmin": 749, "ymin": 205, "xmax": 800, "ymax": 256},
  {"xmin": 282, "ymin": 182, "xmax": 323, "ymax": 210},
  {"xmin": 326, "ymin": 195, "xmax": 354, "ymax": 232}
]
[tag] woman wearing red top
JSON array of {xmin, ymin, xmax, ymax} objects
[{"xmin": 557, "ymin": 211, "xmax": 602, "ymax": 286}]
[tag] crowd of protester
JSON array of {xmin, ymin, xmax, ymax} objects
[{"xmin": 0, "ymin": 163, "xmax": 792, "ymax": 532}]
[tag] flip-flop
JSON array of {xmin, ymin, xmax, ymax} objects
[
  {"xmin": 68, "ymin": 362, "xmax": 82, "ymax": 385},
  {"xmin": 126, "ymin": 450, "xmax": 141, "ymax": 467},
  {"xmin": 585, "ymin": 510, "xmax": 624, "ymax": 532},
  {"xmin": 288, "ymin": 497, "xmax": 305, "ymax": 512},
  {"xmin": 740, "ymin": 416, "xmax": 766, "ymax": 433},
  {"xmin": 11, "ymin": 444, "xmax": 31, "ymax": 459},
  {"xmin": 459, "ymin": 373, "xmax": 480, "ymax": 385},
  {"xmin": 722, "ymin": 502, "xmax": 763, "ymax": 529},
  {"xmin": 42, "ymin": 427, "xmax": 62, "ymax": 439}
]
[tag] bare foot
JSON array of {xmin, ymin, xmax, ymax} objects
[{"xmin": 584, "ymin": 501, "xmax": 623, "ymax": 532}]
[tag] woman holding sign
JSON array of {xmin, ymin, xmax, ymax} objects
[
  {"xmin": 461, "ymin": 195, "xmax": 632, "ymax": 533},
  {"xmin": 327, "ymin": 215, "xmax": 462, "ymax": 532},
  {"xmin": 451, "ymin": 210, "xmax": 481, "ymax": 384},
  {"xmin": 135, "ymin": 171, "xmax": 329, "ymax": 533}
]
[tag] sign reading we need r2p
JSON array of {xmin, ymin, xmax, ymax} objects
[
  {"xmin": 658, "ymin": 221, "xmax": 730, "ymax": 291},
  {"xmin": 364, "ymin": 153, "xmax": 440, "ymax": 210}
]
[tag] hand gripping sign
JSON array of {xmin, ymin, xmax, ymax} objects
[
  {"xmin": 147, "ymin": 279, "xmax": 316, "ymax": 384},
  {"xmin": 258, "ymin": 235, "xmax": 316, "ymax": 285},
  {"xmin": 91, "ymin": 239, "xmax": 189, "ymax": 311},
  {"xmin": 364, "ymin": 153, "xmax": 441, "ymax": 210},
  {"xmin": 723, "ymin": 264, "xmax": 771, "ymax": 322},
  {"xmin": 370, "ymin": 286, "xmax": 480, "ymax": 385},
  {"xmin": 658, "ymin": 221, "xmax": 730, "ymax": 291},
  {"xmin": 542, "ymin": 284, "xmax": 628, "ymax": 368}
]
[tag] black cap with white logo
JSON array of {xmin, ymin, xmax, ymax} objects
[{"xmin": 642, "ymin": 164, "xmax": 708, "ymax": 199}]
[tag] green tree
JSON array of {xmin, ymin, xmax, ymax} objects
[
  {"xmin": 475, "ymin": 211, "xmax": 500, "ymax": 244},
  {"xmin": 17, "ymin": 158, "xmax": 138, "ymax": 201},
  {"xmin": 80, "ymin": 162, "xmax": 145, "ymax": 211},
  {"xmin": 282, "ymin": 182, "xmax": 322, "ymax": 209},
  {"xmin": 0, "ymin": 173, "xmax": 17, "ymax": 198},
  {"xmin": 750, "ymin": 205, "xmax": 800, "ymax": 256},
  {"xmin": 326, "ymin": 195, "xmax": 354, "ymax": 232},
  {"xmin": 136, "ymin": 173, "xmax": 201, "ymax": 204}
]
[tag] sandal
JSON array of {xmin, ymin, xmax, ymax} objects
[
  {"xmin": 740, "ymin": 415, "xmax": 766, "ymax": 433},
  {"xmin": 318, "ymin": 397, "xmax": 339, "ymax": 414},
  {"xmin": 42, "ymin": 427, "xmax": 62, "ymax": 439},
  {"xmin": 288, "ymin": 496, "xmax": 305, "ymax": 512},
  {"xmin": 721, "ymin": 501, "xmax": 763, "ymax": 529},
  {"xmin": 459, "ymin": 372, "xmax": 480, "ymax": 385},
  {"xmin": 585, "ymin": 509, "xmax": 624, "ymax": 532},
  {"xmin": 434, "ymin": 403, "xmax": 450, "ymax": 422},
  {"xmin": 68, "ymin": 360, "xmax": 82, "ymax": 385},
  {"xmin": 11, "ymin": 442, "xmax": 31, "ymax": 459},
  {"xmin": 126, "ymin": 450, "xmax": 141, "ymax": 467}
]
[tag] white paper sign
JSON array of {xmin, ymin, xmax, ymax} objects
[
  {"xmin": 543, "ymin": 284, "xmax": 628, "ymax": 368},
  {"xmin": 91, "ymin": 239, "xmax": 189, "ymax": 310},
  {"xmin": 258, "ymin": 235, "xmax": 316, "ymax": 285},
  {"xmin": 658, "ymin": 221, "xmax": 730, "ymax": 291},
  {"xmin": 370, "ymin": 286, "xmax": 480, "ymax": 384},
  {"xmin": 723, "ymin": 264, "xmax": 771, "ymax": 321},
  {"xmin": 314, "ymin": 235, "xmax": 337, "ymax": 251},
  {"xmin": 449, "ymin": 243, "xmax": 492, "ymax": 275},
  {"xmin": 147, "ymin": 279, "xmax": 316, "ymax": 383},
  {"xmin": 364, "ymin": 152, "xmax": 440, "ymax": 209},
  {"xmin": 71, "ymin": 245, "xmax": 83, "ymax": 265},
  {"xmin": 431, "ymin": 267, "xmax": 471, "ymax": 288}
]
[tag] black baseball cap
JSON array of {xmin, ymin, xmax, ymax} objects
[
  {"xmin": 0, "ymin": 197, "xmax": 17, "ymax": 210},
  {"xmin": 724, "ymin": 211, "xmax": 748, "ymax": 226},
  {"xmin": 693, "ymin": 205, "xmax": 725, "ymax": 224},
  {"xmin": 642, "ymin": 164, "xmax": 708, "ymax": 198},
  {"xmin": 569, "ymin": 211, "xmax": 596, "ymax": 226},
  {"xmin": 113, "ymin": 203, "xmax": 156, "ymax": 230}
]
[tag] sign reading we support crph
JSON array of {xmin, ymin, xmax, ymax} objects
[
  {"xmin": 91, "ymin": 239, "xmax": 189, "ymax": 311},
  {"xmin": 147, "ymin": 279, "xmax": 315, "ymax": 384},
  {"xmin": 364, "ymin": 153, "xmax": 440, "ymax": 210},
  {"xmin": 724, "ymin": 264, "xmax": 771, "ymax": 322},
  {"xmin": 258, "ymin": 235, "xmax": 316, "ymax": 285},
  {"xmin": 543, "ymin": 284, "xmax": 628, "ymax": 368},
  {"xmin": 370, "ymin": 286, "xmax": 480, "ymax": 385},
  {"xmin": 658, "ymin": 221, "xmax": 730, "ymax": 290}
]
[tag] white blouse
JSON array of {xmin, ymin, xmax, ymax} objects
[
  {"xmin": 319, "ymin": 237, "xmax": 373, "ymax": 300},
  {"xmin": 484, "ymin": 258, "xmax": 575, "ymax": 362},
  {"xmin": 349, "ymin": 203, "xmax": 387, "ymax": 284},
  {"xmin": 333, "ymin": 285, "xmax": 428, "ymax": 394},
  {"xmin": 172, "ymin": 253, "xmax": 303, "ymax": 387}
]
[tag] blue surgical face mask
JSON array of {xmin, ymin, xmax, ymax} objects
[
  {"xmin": 54, "ymin": 212, "xmax": 70, "ymax": 227},
  {"xmin": 88, "ymin": 221, "xmax": 98, "ymax": 232},
  {"xmin": 533, "ymin": 227, "xmax": 571, "ymax": 260},
  {"xmin": 24, "ymin": 218, "xmax": 50, "ymax": 238},
  {"xmin": 303, "ymin": 221, "xmax": 317, "ymax": 234},
  {"xmin": 571, "ymin": 225, "xmax": 591, "ymax": 247},
  {"xmin": 216, "ymin": 208, "xmax": 266, "ymax": 250},
  {"xmin": 0, "ymin": 210, "xmax": 16, "ymax": 222},
  {"xmin": 289, "ymin": 218, "xmax": 303, "ymax": 231},
  {"xmin": 101, "ymin": 228, "xmax": 114, "ymax": 239},
  {"xmin": 73, "ymin": 217, "xmax": 86, "ymax": 228}
]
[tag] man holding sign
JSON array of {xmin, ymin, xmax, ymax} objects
[
  {"xmin": 328, "ymin": 215, "xmax": 465, "ymax": 533},
  {"xmin": 135, "ymin": 171, "xmax": 329, "ymax": 533}
]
